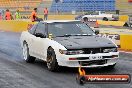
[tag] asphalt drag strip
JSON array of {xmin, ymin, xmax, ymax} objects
[{"xmin": 0, "ymin": 31, "xmax": 131, "ymax": 88}]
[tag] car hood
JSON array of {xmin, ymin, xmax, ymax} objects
[{"xmin": 53, "ymin": 36, "xmax": 116, "ymax": 49}]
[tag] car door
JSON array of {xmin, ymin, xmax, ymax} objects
[
  {"xmin": 27, "ymin": 24, "xmax": 38, "ymax": 56},
  {"xmin": 32, "ymin": 22, "xmax": 47, "ymax": 60}
]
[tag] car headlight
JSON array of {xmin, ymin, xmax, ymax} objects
[
  {"xmin": 59, "ymin": 49, "xmax": 84, "ymax": 55},
  {"xmin": 103, "ymin": 48, "xmax": 117, "ymax": 53}
]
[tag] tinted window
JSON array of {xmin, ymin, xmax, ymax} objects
[
  {"xmin": 34, "ymin": 23, "xmax": 46, "ymax": 35},
  {"xmin": 91, "ymin": 12, "xmax": 99, "ymax": 15},
  {"xmin": 48, "ymin": 22, "xmax": 94, "ymax": 37},
  {"xmin": 28, "ymin": 24, "xmax": 37, "ymax": 34}
]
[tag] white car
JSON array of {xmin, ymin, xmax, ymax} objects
[
  {"xmin": 20, "ymin": 20, "xmax": 119, "ymax": 71},
  {"xmin": 82, "ymin": 11, "xmax": 117, "ymax": 21}
]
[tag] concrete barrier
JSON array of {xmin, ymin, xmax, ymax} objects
[
  {"xmin": 0, "ymin": 20, "xmax": 37, "ymax": 32},
  {"xmin": 120, "ymin": 34, "xmax": 132, "ymax": 51},
  {"xmin": 21, "ymin": 15, "xmax": 76, "ymax": 20},
  {"xmin": 0, "ymin": 15, "xmax": 76, "ymax": 32},
  {"xmin": 119, "ymin": 15, "xmax": 129, "ymax": 22},
  {"xmin": 97, "ymin": 20, "xmax": 126, "ymax": 27},
  {"xmin": 46, "ymin": 15, "xmax": 76, "ymax": 20},
  {"xmin": 97, "ymin": 15, "xmax": 129, "ymax": 27},
  {"xmin": 98, "ymin": 28, "xmax": 132, "ymax": 51},
  {"xmin": 98, "ymin": 33, "xmax": 132, "ymax": 51}
]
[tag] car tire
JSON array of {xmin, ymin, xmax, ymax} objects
[
  {"xmin": 47, "ymin": 47, "xmax": 59, "ymax": 71},
  {"xmin": 23, "ymin": 42, "xmax": 35, "ymax": 63},
  {"xmin": 83, "ymin": 17, "xmax": 88, "ymax": 22},
  {"xmin": 103, "ymin": 17, "xmax": 108, "ymax": 21}
]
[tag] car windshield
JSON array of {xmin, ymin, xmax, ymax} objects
[{"xmin": 48, "ymin": 21, "xmax": 95, "ymax": 37}]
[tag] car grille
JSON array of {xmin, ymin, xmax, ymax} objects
[
  {"xmin": 83, "ymin": 48, "xmax": 103, "ymax": 54},
  {"xmin": 67, "ymin": 47, "xmax": 116, "ymax": 54},
  {"xmin": 79, "ymin": 60, "xmax": 107, "ymax": 66}
]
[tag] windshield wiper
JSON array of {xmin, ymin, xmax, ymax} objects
[
  {"xmin": 56, "ymin": 34, "xmax": 72, "ymax": 37},
  {"xmin": 76, "ymin": 34, "xmax": 93, "ymax": 36},
  {"xmin": 56, "ymin": 34, "xmax": 93, "ymax": 37}
]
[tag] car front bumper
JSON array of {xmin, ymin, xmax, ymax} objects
[{"xmin": 57, "ymin": 52, "xmax": 119, "ymax": 68}]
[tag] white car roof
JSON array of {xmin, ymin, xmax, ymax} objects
[{"xmin": 41, "ymin": 20, "xmax": 81, "ymax": 23}]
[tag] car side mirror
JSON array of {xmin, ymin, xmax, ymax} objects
[
  {"xmin": 35, "ymin": 33, "xmax": 46, "ymax": 38},
  {"xmin": 94, "ymin": 30, "xmax": 99, "ymax": 35}
]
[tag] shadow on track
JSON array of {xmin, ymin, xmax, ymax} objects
[{"xmin": 25, "ymin": 59, "xmax": 117, "ymax": 74}]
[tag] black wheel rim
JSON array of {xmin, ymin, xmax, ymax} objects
[{"xmin": 47, "ymin": 55, "xmax": 53, "ymax": 69}]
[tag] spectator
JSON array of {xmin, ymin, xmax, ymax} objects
[
  {"xmin": 31, "ymin": 8, "xmax": 38, "ymax": 22},
  {"xmin": 5, "ymin": 9, "xmax": 12, "ymax": 20},
  {"xmin": 44, "ymin": 7, "xmax": 48, "ymax": 20},
  {"xmin": 24, "ymin": 4, "xmax": 29, "ymax": 11},
  {"xmin": 0, "ymin": 12, "xmax": 2, "ymax": 20},
  {"xmin": 57, "ymin": 9, "xmax": 60, "ymax": 14},
  {"xmin": 14, "ymin": 10, "xmax": 21, "ymax": 20},
  {"xmin": 31, "ymin": 8, "xmax": 43, "ymax": 22}
]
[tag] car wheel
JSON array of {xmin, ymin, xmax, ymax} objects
[
  {"xmin": 103, "ymin": 17, "xmax": 108, "ymax": 21},
  {"xmin": 23, "ymin": 42, "xmax": 35, "ymax": 63},
  {"xmin": 83, "ymin": 17, "xmax": 88, "ymax": 22},
  {"xmin": 47, "ymin": 47, "xmax": 59, "ymax": 71}
]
